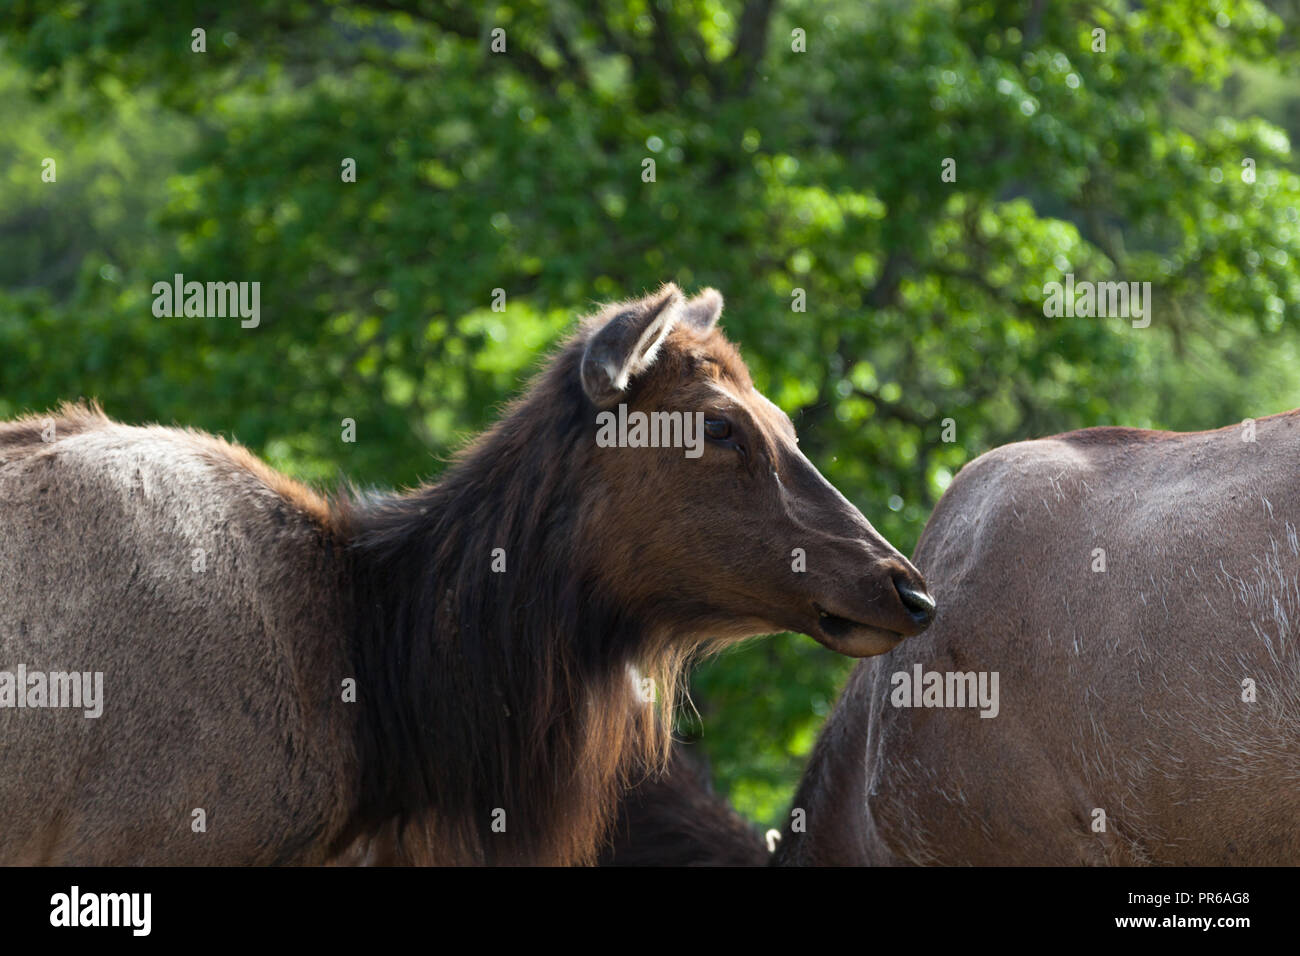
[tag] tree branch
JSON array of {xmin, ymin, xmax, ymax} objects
[{"xmin": 727, "ymin": 0, "xmax": 778, "ymax": 96}]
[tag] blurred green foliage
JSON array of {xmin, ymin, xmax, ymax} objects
[{"xmin": 3, "ymin": 0, "xmax": 1300, "ymax": 826}]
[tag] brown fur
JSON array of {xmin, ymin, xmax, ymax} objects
[
  {"xmin": 597, "ymin": 744, "xmax": 769, "ymax": 867},
  {"xmin": 338, "ymin": 741, "xmax": 769, "ymax": 867},
  {"xmin": 777, "ymin": 413, "xmax": 1300, "ymax": 865},
  {"xmin": 0, "ymin": 402, "xmax": 354, "ymax": 865},
  {"xmin": 0, "ymin": 284, "xmax": 930, "ymax": 865}
]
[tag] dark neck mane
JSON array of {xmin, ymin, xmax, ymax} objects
[{"xmin": 340, "ymin": 356, "xmax": 676, "ymax": 865}]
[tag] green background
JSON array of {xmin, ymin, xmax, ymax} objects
[{"xmin": 3, "ymin": 0, "xmax": 1300, "ymax": 826}]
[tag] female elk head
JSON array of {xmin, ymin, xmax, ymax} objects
[
  {"xmin": 346, "ymin": 282, "xmax": 934, "ymax": 865},
  {"xmin": 576, "ymin": 283, "xmax": 934, "ymax": 658}
]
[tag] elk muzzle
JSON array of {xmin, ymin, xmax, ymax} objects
[{"xmin": 806, "ymin": 551, "xmax": 935, "ymax": 657}]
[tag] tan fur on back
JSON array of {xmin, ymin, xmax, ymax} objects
[{"xmin": 0, "ymin": 403, "xmax": 354, "ymax": 864}]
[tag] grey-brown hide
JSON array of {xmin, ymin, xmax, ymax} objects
[{"xmin": 777, "ymin": 415, "xmax": 1300, "ymax": 865}]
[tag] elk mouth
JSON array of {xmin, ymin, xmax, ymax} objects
[{"xmin": 811, "ymin": 603, "xmax": 907, "ymax": 658}]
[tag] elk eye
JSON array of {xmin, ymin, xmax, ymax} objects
[{"xmin": 704, "ymin": 418, "xmax": 732, "ymax": 441}]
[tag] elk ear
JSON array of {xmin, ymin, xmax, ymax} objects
[
  {"xmin": 682, "ymin": 288, "xmax": 723, "ymax": 331},
  {"xmin": 581, "ymin": 284, "xmax": 683, "ymax": 406}
]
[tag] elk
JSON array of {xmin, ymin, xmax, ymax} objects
[
  {"xmin": 775, "ymin": 414, "xmax": 1300, "ymax": 865},
  {"xmin": 0, "ymin": 283, "xmax": 934, "ymax": 865}
]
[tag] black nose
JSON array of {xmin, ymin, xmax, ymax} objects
[{"xmin": 895, "ymin": 581, "xmax": 936, "ymax": 629}]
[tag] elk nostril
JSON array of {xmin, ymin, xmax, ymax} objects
[{"xmin": 895, "ymin": 581, "xmax": 936, "ymax": 626}]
